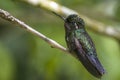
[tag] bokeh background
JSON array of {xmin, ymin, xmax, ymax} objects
[{"xmin": 0, "ymin": 0, "xmax": 120, "ymax": 80}]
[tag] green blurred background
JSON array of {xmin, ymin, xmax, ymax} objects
[{"xmin": 0, "ymin": 0, "xmax": 120, "ymax": 80}]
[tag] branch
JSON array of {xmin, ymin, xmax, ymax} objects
[
  {"xmin": 23, "ymin": 0, "xmax": 120, "ymax": 41},
  {"xmin": 0, "ymin": 8, "xmax": 69, "ymax": 53}
]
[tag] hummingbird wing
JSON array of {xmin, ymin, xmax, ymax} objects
[{"xmin": 73, "ymin": 31, "xmax": 105, "ymax": 78}]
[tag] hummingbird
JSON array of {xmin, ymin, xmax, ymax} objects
[
  {"xmin": 64, "ymin": 14, "xmax": 105, "ymax": 78},
  {"xmin": 53, "ymin": 12, "xmax": 105, "ymax": 78}
]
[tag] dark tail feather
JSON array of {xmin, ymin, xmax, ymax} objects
[{"xmin": 75, "ymin": 49, "xmax": 105, "ymax": 78}]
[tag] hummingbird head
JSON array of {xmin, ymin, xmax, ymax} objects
[{"xmin": 65, "ymin": 14, "xmax": 85, "ymax": 31}]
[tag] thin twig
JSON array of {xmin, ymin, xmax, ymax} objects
[
  {"xmin": 0, "ymin": 9, "xmax": 69, "ymax": 53},
  {"xmin": 24, "ymin": 0, "xmax": 120, "ymax": 41}
]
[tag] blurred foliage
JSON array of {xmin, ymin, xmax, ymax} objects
[{"xmin": 0, "ymin": 0, "xmax": 120, "ymax": 80}]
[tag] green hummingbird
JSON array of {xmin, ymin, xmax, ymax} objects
[{"xmin": 64, "ymin": 14, "xmax": 105, "ymax": 78}]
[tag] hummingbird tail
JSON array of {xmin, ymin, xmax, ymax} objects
[{"xmin": 75, "ymin": 49, "xmax": 105, "ymax": 78}]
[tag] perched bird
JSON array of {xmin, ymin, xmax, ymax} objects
[{"xmin": 64, "ymin": 14, "xmax": 105, "ymax": 78}]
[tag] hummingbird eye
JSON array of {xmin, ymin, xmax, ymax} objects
[
  {"xmin": 67, "ymin": 17, "xmax": 74, "ymax": 23},
  {"xmin": 66, "ymin": 14, "xmax": 78, "ymax": 23}
]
